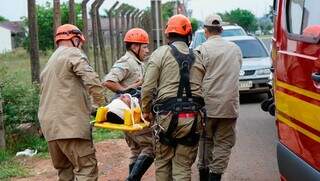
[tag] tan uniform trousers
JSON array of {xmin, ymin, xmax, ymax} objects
[
  {"xmin": 155, "ymin": 114, "xmax": 200, "ymax": 181},
  {"xmin": 198, "ymin": 118, "xmax": 236, "ymax": 174},
  {"xmin": 125, "ymin": 128, "xmax": 154, "ymax": 164},
  {"xmin": 48, "ymin": 139, "xmax": 98, "ymax": 181}
]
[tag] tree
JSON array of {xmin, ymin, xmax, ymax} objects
[
  {"xmin": 0, "ymin": 15, "xmax": 8, "ymax": 22},
  {"xmin": 258, "ymin": 17, "xmax": 273, "ymax": 35},
  {"xmin": 190, "ymin": 18, "xmax": 199, "ymax": 33},
  {"xmin": 219, "ymin": 8, "xmax": 258, "ymax": 33},
  {"xmin": 162, "ymin": 1, "xmax": 175, "ymax": 22},
  {"xmin": 23, "ymin": 2, "xmax": 83, "ymax": 51}
]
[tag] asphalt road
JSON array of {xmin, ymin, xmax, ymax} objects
[{"xmin": 220, "ymin": 94, "xmax": 279, "ymax": 181}]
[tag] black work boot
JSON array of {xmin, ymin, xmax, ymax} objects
[
  {"xmin": 199, "ymin": 168, "xmax": 209, "ymax": 181},
  {"xmin": 209, "ymin": 172, "xmax": 222, "ymax": 181},
  {"xmin": 127, "ymin": 155, "xmax": 154, "ymax": 181},
  {"xmin": 129, "ymin": 162, "xmax": 136, "ymax": 174}
]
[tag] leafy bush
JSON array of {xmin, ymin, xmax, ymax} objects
[
  {"xmin": 0, "ymin": 72, "xmax": 39, "ymax": 131},
  {"xmin": 5, "ymin": 132, "xmax": 47, "ymax": 154}
]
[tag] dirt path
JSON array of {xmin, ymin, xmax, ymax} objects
[{"xmin": 12, "ymin": 139, "xmax": 158, "ymax": 181}]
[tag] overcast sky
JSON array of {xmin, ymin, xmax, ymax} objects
[{"xmin": 1, "ymin": 0, "xmax": 272, "ymax": 21}]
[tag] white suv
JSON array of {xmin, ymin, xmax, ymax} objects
[{"xmin": 190, "ymin": 25, "xmax": 247, "ymax": 49}]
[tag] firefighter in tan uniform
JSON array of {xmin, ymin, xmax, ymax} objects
[
  {"xmin": 38, "ymin": 24, "xmax": 106, "ymax": 181},
  {"xmin": 196, "ymin": 15, "xmax": 242, "ymax": 181},
  {"xmin": 103, "ymin": 28, "xmax": 154, "ymax": 181},
  {"xmin": 141, "ymin": 14, "xmax": 205, "ymax": 181}
]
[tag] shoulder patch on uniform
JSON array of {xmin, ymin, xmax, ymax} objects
[{"xmin": 112, "ymin": 65, "xmax": 126, "ymax": 71}]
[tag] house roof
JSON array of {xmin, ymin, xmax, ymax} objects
[{"xmin": 0, "ymin": 21, "xmax": 25, "ymax": 34}]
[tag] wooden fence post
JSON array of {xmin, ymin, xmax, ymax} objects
[
  {"xmin": 53, "ymin": 0, "xmax": 61, "ymax": 49},
  {"xmin": 68, "ymin": 0, "xmax": 76, "ymax": 24},
  {"xmin": 81, "ymin": 0, "xmax": 90, "ymax": 55},
  {"xmin": 0, "ymin": 97, "xmax": 5, "ymax": 149},
  {"xmin": 27, "ymin": 0, "xmax": 40, "ymax": 83},
  {"xmin": 96, "ymin": 0, "xmax": 108, "ymax": 74},
  {"xmin": 107, "ymin": 1, "xmax": 119, "ymax": 64}
]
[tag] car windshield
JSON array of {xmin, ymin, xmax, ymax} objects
[
  {"xmin": 190, "ymin": 31, "xmax": 206, "ymax": 49},
  {"xmin": 221, "ymin": 29, "xmax": 246, "ymax": 37},
  {"xmin": 233, "ymin": 40, "xmax": 269, "ymax": 58}
]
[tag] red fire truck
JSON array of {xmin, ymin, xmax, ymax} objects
[{"xmin": 272, "ymin": 0, "xmax": 320, "ymax": 180}]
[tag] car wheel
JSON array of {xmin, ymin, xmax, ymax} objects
[
  {"xmin": 261, "ymin": 98, "xmax": 273, "ymax": 112},
  {"xmin": 268, "ymin": 103, "xmax": 275, "ymax": 116}
]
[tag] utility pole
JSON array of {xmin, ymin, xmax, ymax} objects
[
  {"xmin": 81, "ymin": 0, "xmax": 90, "ymax": 55},
  {"xmin": 151, "ymin": 0, "xmax": 163, "ymax": 50},
  {"xmin": 27, "ymin": 0, "xmax": 40, "ymax": 83},
  {"xmin": 69, "ymin": 0, "xmax": 76, "ymax": 24},
  {"xmin": 53, "ymin": 0, "xmax": 61, "ymax": 49}
]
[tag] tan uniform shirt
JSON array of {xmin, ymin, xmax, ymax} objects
[
  {"xmin": 196, "ymin": 35, "xmax": 242, "ymax": 118},
  {"xmin": 38, "ymin": 46, "xmax": 105, "ymax": 141},
  {"xmin": 104, "ymin": 51, "xmax": 144, "ymax": 87},
  {"xmin": 142, "ymin": 41, "xmax": 205, "ymax": 113}
]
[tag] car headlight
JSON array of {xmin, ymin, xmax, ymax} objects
[{"xmin": 255, "ymin": 68, "xmax": 271, "ymax": 75}]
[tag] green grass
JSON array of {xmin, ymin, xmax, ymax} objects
[
  {"xmin": 0, "ymin": 48, "xmax": 50, "ymax": 83},
  {"xmin": 0, "ymin": 160, "xmax": 28, "ymax": 180},
  {"xmin": 93, "ymin": 128, "xmax": 124, "ymax": 142},
  {"xmin": 0, "ymin": 149, "xmax": 29, "ymax": 179}
]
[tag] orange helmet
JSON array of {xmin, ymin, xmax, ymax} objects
[
  {"xmin": 165, "ymin": 14, "xmax": 192, "ymax": 36},
  {"xmin": 124, "ymin": 28, "xmax": 149, "ymax": 44},
  {"xmin": 303, "ymin": 25, "xmax": 320, "ymax": 37},
  {"xmin": 55, "ymin": 24, "xmax": 85, "ymax": 44}
]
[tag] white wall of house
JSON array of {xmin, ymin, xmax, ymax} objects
[{"xmin": 0, "ymin": 26, "xmax": 12, "ymax": 54}]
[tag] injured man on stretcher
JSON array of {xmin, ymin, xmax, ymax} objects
[
  {"xmin": 94, "ymin": 93, "xmax": 149, "ymax": 131},
  {"xmin": 106, "ymin": 94, "xmax": 132, "ymax": 124}
]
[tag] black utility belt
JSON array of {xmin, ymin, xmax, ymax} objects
[{"xmin": 153, "ymin": 96, "xmax": 205, "ymax": 113}]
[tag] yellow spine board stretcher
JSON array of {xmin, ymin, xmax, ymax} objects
[{"xmin": 93, "ymin": 98, "xmax": 149, "ymax": 132}]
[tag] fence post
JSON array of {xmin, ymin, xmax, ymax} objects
[
  {"xmin": 107, "ymin": 1, "xmax": 119, "ymax": 64},
  {"xmin": 131, "ymin": 9, "xmax": 140, "ymax": 28},
  {"xmin": 120, "ymin": 10, "xmax": 127, "ymax": 54},
  {"xmin": 114, "ymin": 5, "xmax": 123, "ymax": 59},
  {"xmin": 68, "ymin": 0, "xmax": 76, "ymax": 24},
  {"xmin": 90, "ymin": 0, "xmax": 100, "ymax": 74},
  {"xmin": 53, "ymin": 0, "xmax": 61, "ymax": 49},
  {"xmin": 96, "ymin": 0, "xmax": 108, "ymax": 74},
  {"xmin": 81, "ymin": 0, "xmax": 90, "ymax": 55},
  {"xmin": 0, "ymin": 97, "xmax": 5, "ymax": 149},
  {"xmin": 126, "ymin": 10, "xmax": 134, "ymax": 30},
  {"xmin": 151, "ymin": 0, "xmax": 163, "ymax": 50},
  {"xmin": 27, "ymin": 0, "xmax": 40, "ymax": 83},
  {"xmin": 134, "ymin": 11, "xmax": 142, "ymax": 27}
]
